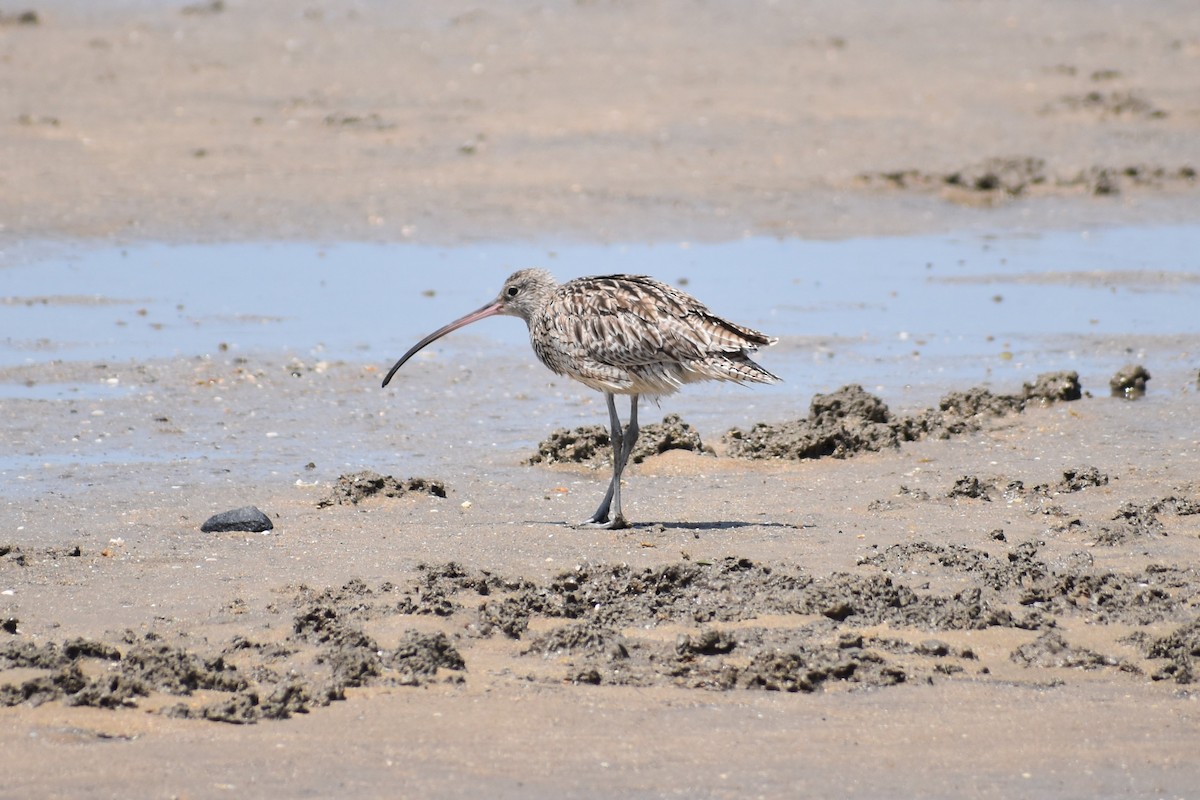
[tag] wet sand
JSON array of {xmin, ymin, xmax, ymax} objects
[
  {"xmin": 3, "ymin": 1, "xmax": 1200, "ymax": 798},
  {"xmin": 4, "ymin": 0, "xmax": 1200, "ymax": 243}
]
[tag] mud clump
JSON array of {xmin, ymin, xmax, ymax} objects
[
  {"xmin": 1097, "ymin": 501, "xmax": 1166, "ymax": 543},
  {"xmin": 395, "ymin": 561, "xmax": 528, "ymax": 618},
  {"xmin": 1051, "ymin": 90, "xmax": 1168, "ymax": 119},
  {"xmin": 1110, "ymin": 364, "xmax": 1150, "ymax": 399},
  {"xmin": 318, "ymin": 470, "xmax": 447, "ymax": 507},
  {"xmin": 2, "ymin": 638, "xmax": 121, "ymax": 668},
  {"xmin": 860, "ymin": 541, "xmax": 991, "ymax": 573},
  {"xmin": 529, "ymin": 413, "xmax": 706, "ymax": 467},
  {"xmin": 739, "ymin": 644, "xmax": 906, "ymax": 693},
  {"xmin": 725, "ymin": 372, "xmax": 1081, "ymax": 461},
  {"xmin": 477, "ymin": 597, "xmax": 532, "ymax": 639},
  {"xmin": 1019, "ymin": 566, "xmax": 1196, "ymax": 626},
  {"xmin": 1010, "ymin": 631, "xmax": 1133, "ymax": 671},
  {"xmin": 1021, "ymin": 371, "xmax": 1084, "ymax": 404},
  {"xmin": 0, "ymin": 10, "xmax": 39, "ymax": 26},
  {"xmin": 946, "ymin": 156, "xmax": 1048, "ymax": 195},
  {"xmin": 864, "ymin": 542, "xmax": 1035, "ymax": 599},
  {"xmin": 1, "ymin": 543, "xmax": 82, "ymax": 568},
  {"xmin": 947, "ymin": 476, "xmax": 997, "ymax": 501},
  {"xmin": 861, "ymin": 157, "xmax": 1047, "ymax": 196},
  {"xmin": 1137, "ymin": 619, "xmax": 1200, "ymax": 684},
  {"xmin": 528, "ymin": 425, "xmax": 609, "ymax": 465},
  {"xmin": 1049, "ymin": 466, "xmax": 1109, "ymax": 494},
  {"xmin": 723, "ymin": 385, "xmax": 904, "ymax": 460},
  {"xmin": 677, "ymin": 629, "xmax": 737, "ymax": 657},
  {"xmin": 120, "ymin": 641, "xmax": 247, "ymax": 695},
  {"xmin": 1093, "ymin": 496, "xmax": 1200, "ymax": 545},
  {"xmin": 388, "ymin": 631, "xmax": 466, "ymax": 684},
  {"xmin": 0, "ymin": 544, "xmax": 23, "ymax": 567},
  {"xmin": 525, "ymin": 623, "xmax": 627, "ymax": 659}
]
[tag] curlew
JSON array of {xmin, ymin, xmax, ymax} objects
[{"xmin": 382, "ymin": 269, "xmax": 780, "ymax": 529}]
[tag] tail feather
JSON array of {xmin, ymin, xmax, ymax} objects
[{"xmin": 705, "ymin": 353, "xmax": 781, "ymax": 385}]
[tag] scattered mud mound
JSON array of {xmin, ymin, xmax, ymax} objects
[
  {"xmin": 1048, "ymin": 90, "xmax": 1168, "ymax": 120},
  {"xmin": 0, "ymin": 633, "xmax": 245, "ymax": 714},
  {"xmin": 882, "ymin": 468, "xmax": 1194, "ymax": 551},
  {"xmin": 1093, "ymin": 495, "xmax": 1200, "ymax": 546},
  {"xmin": 317, "ymin": 470, "xmax": 447, "ymax": 507},
  {"xmin": 724, "ymin": 371, "xmax": 1081, "ymax": 461},
  {"xmin": 6, "ymin": 447, "xmax": 1198, "ymax": 723},
  {"xmin": 0, "ymin": 587, "xmax": 467, "ymax": 724},
  {"xmin": 528, "ymin": 413, "xmax": 706, "ymax": 467},
  {"xmin": 454, "ymin": 546, "xmax": 1200, "ymax": 688},
  {"xmin": 528, "ymin": 373, "xmax": 1082, "ymax": 465},
  {"xmin": 7, "ymin": 519, "xmax": 1200, "ymax": 722},
  {"xmin": 940, "ymin": 465, "xmax": 1109, "ymax": 505},
  {"xmin": 856, "ymin": 157, "xmax": 1196, "ymax": 199}
]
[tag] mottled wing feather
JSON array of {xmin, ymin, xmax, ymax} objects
[{"xmin": 531, "ymin": 274, "xmax": 780, "ymax": 394}]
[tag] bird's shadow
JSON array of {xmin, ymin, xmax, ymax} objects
[
  {"xmin": 521, "ymin": 519, "xmax": 800, "ymax": 531},
  {"xmin": 651, "ymin": 520, "xmax": 800, "ymax": 532}
]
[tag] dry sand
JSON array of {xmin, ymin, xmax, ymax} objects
[{"xmin": 2, "ymin": 1, "xmax": 1200, "ymax": 798}]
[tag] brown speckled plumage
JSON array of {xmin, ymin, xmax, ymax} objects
[
  {"xmin": 382, "ymin": 268, "xmax": 780, "ymax": 529},
  {"xmin": 514, "ymin": 269, "xmax": 779, "ymax": 395}
]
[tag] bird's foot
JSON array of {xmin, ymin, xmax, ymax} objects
[{"xmin": 575, "ymin": 514, "xmax": 629, "ymax": 531}]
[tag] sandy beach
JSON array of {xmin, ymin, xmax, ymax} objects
[{"xmin": 2, "ymin": 1, "xmax": 1200, "ymax": 797}]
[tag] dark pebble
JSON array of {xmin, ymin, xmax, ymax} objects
[{"xmin": 201, "ymin": 506, "xmax": 273, "ymax": 533}]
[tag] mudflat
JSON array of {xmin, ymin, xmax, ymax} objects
[{"xmin": 2, "ymin": 2, "xmax": 1200, "ymax": 798}]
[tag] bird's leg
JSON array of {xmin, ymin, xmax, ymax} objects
[
  {"xmin": 579, "ymin": 392, "xmax": 637, "ymax": 529},
  {"xmin": 607, "ymin": 394, "xmax": 640, "ymax": 524},
  {"xmin": 581, "ymin": 392, "xmax": 623, "ymax": 527}
]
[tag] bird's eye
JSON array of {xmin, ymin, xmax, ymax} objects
[{"xmin": 506, "ymin": 286, "xmax": 520, "ymax": 298}]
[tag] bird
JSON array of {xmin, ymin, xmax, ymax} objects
[{"xmin": 382, "ymin": 269, "xmax": 780, "ymax": 529}]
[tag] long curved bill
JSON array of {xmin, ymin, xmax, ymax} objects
[{"xmin": 381, "ymin": 299, "xmax": 504, "ymax": 387}]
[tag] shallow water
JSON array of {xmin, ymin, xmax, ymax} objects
[{"xmin": 2, "ymin": 226, "xmax": 1198, "ymax": 404}]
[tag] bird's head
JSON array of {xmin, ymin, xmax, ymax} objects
[{"xmin": 380, "ymin": 268, "xmax": 559, "ymax": 387}]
